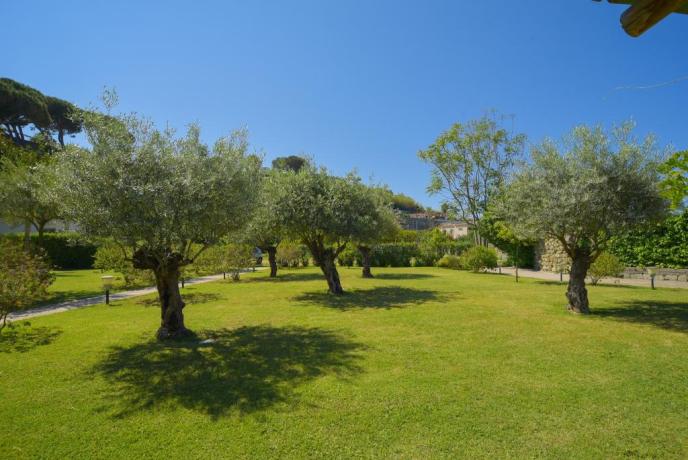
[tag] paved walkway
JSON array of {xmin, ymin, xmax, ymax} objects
[
  {"xmin": 496, "ymin": 267, "xmax": 688, "ymax": 290},
  {"xmin": 9, "ymin": 269, "xmax": 264, "ymax": 322}
]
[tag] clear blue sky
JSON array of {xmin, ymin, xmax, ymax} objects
[{"xmin": 5, "ymin": 1, "xmax": 687, "ymax": 207}]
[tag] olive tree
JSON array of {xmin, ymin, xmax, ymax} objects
[
  {"xmin": 499, "ymin": 123, "xmax": 666, "ymax": 313},
  {"xmin": 56, "ymin": 109, "xmax": 259, "ymax": 339},
  {"xmin": 354, "ymin": 186, "xmax": 399, "ymax": 278},
  {"xmin": 272, "ymin": 167, "xmax": 380, "ymax": 294},
  {"xmin": 244, "ymin": 170, "xmax": 284, "ymax": 277},
  {"xmin": 0, "ymin": 151, "xmax": 62, "ymax": 246}
]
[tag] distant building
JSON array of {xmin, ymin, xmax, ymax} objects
[
  {"xmin": 438, "ymin": 221, "xmax": 470, "ymax": 239},
  {"xmin": 399, "ymin": 211, "xmax": 471, "ymax": 238}
]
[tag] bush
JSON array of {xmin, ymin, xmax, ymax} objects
[
  {"xmin": 3, "ymin": 232, "xmax": 97, "ymax": 269},
  {"xmin": 437, "ymin": 254, "xmax": 462, "ymax": 269},
  {"xmin": 93, "ymin": 242, "xmax": 154, "ymax": 288},
  {"xmin": 588, "ymin": 252, "xmax": 625, "ymax": 285},
  {"xmin": 337, "ymin": 245, "xmax": 359, "ymax": 267},
  {"xmin": 225, "ymin": 244, "xmax": 255, "ymax": 281},
  {"xmin": 460, "ymin": 246, "xmax": 498, "ymax": 272},
  {"xmin": 0, "ymin": 240, "xmax": 53, "ymax": 331},
  {"xmin": 277, "ymin": 242, "xmax": 309, "ymax": 268}
]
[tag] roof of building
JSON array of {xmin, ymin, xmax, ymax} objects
[{"xmin": 595, "ymin": 0, "xmax": 688, "ymax": 36}]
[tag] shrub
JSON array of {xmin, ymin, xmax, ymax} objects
[
  {"xmin": 3, "ymin": 232, "xmax": 97, "ymax": 269},
  {"xmin": 277, "ymin": 242, "xmax": 309, "ymax": 268},
  {"xmin": 588, "ymin": 252, "xmax": 625, "ymax": 285},
  {"xmin": 337, "ymin": 245, "xmax": 359, "ymax": 267},
  {"xmin": 460, "ymin": 246, "xmax": 498, "ymax": 272},
  {"xmin": 225, "ymin": 244, "xmax": 255, "ymax": 281},
  {"xmin": 0, "ymin": 240, "xmax": 53, "ymax": 331},
  {"xmin": 93, "ymin": 242, "xmax": 154, "ymax": 288},
  {"xmin": 437, "ymin": 254, "xmax": 462, "ymax": 269}
]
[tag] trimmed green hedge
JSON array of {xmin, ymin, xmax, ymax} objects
[
  {"xmin": 2, "ymin": 232, "xmax": 97, "ymax": 269},
  {"xmin": 608, "ymin": 211, "xmax": 688, "ymax": 268}
]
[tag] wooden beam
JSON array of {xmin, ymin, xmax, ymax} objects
[{"xmin": 620, "ymin": 0, "xmax": 686, "ymax": 36}]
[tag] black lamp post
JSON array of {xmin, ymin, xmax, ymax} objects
[{"xmin": 101, "ymin": 275, "xmax": 114, "ymax": 305}]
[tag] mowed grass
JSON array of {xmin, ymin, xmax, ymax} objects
[
  {"xmin": 38, "ymin": 269, "xmax": 129, "ymax": 306},
  {"xmin": 1, "ymin": 267, "xmax": 687, "ymax": 459}
]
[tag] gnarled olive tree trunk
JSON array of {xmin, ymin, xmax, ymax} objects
[
  {"xmin": 133, "ymin": 249, "xmax": 190, "ymax": 339},
  {"xmin": 567, "ymin": 249, "xmax": 591, "ymax": 314},
  {"xmin": 266, "ymin": 246, "xmax": 278, "ymax": 278},
  {"xmin": 309, "ymin": 244, "xmax": 344, "ymax": 295},
  {"xmin": 358, "ymin": 245, "xmax": 373, "ymax": 278}
]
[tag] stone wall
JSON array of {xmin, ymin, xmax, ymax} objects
[
  {"xmin": 535, "ymin": 239, "xmax": 688, "ymax": 281},
  {"xmin": 534, "ymin": 238, "xmax": 570, "ymax": 272},
  {"xmin": 623, "ymin": 268, "xmax": 688, "ymax": 281}
]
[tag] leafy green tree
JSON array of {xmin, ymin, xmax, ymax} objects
[
  {"xmin": 499, "ymin": 123, "xmax": 666, "ymax": 313},
  {"xmin": 417, "ymin": 228, "xmax": 460, "ymax": 265},
  {"xmin": 480, "ymin": 211, "xmax": 536, "ymax": 270},
  {"xmin": 418, "ymin": 113, "xmax": 525, "ymax": 244},
  {"xmin": 56, "ymin": 106, "xmax": 260, "ymax": 339},
  {"xmin": 659, "ymin": 150, "xmax": 687, "ymax": 209},
  {"xmin": 0, "ymin": 150, "xmax": 62, "ymax": 246},
  {"xmin": 0, "ymin": 240, "xmax": 53, "ymax": 332},
  {"xmin": 272, "ymin": 167, "xmax": 380, "ymax": 294}
]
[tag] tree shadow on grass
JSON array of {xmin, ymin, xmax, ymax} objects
[
  {"xmin": 371, "ymin": 273, "xmax": 436, "ymax": 280},
  {"xmin": 247, "ymin": 272, "xmax": 325, "ymax": 283},
  {"xmin": 0, "ymin": 324, "xmax": 62, "ymax": 353},
  {"xmin": 91, "ymin": 325, "xmax": 364, "ymax": 419},
  {"xmin": 293, "ymin": 286, "xmax": 448, "ymax": 310},
  {"xmin": 592, "ymin": 300, "xmax": 688, "ymax": 333},
  {"xmin": 532, "ymin": 279, "xmax": 645, "ymax": 290},
  {"xmin": 136, "ymin": 292, "xmax": 221, "ymax": 308}
]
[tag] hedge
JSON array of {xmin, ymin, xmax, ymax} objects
[
  {"xmin": 338, "ymin": 243, "xmax": 420, "ymax": 267},
  {"xmin": 2, "ymin": 232, "xmax": 97, "ymax": 269},
  {"xmin": 607, "ymin": 211, "xmax": 688, "ymax": 268}
]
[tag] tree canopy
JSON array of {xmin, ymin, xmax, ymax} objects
[
  {"xmin": 499, "ymin": 122, "xmax": 666, "ymax": 313},
  {"xmin": 0, "ymin": 78, "xmax": 81, "ymax": 147},
  {"xmin": 271, "ymin": 166, "xmax": 382, "ymax": 294},
  {"xmin": 659, "ymin": 150, "xmax": 687, "ymax": 209},
  {"xmin": 56, "ymin": 107, "xmax": 260, "ymax": 338},
  {"xmin": 418, "ymin": 113, "xmax": 525, "ymax": 242},
  {"xmin": 243, "ymin": 169, "xmax": 286, "ymax": 277},
  {"xmin": 0, "ymin": 146, "xmax": 62, "ymax": 242},
  {"xmin": 353, "ymin": 186, "xmax": 399, "ymax": 278}
]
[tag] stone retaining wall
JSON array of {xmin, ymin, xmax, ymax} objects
[
  {"xmin": 534, "ymin": 238, "xmax": 688, "ymax": 281},
  {"xmin": 623, "ymin": 268, "xmax": 688, "ymax": 282},
  {"xmin": 534, "ymin": 239, "xmax": 570, "ymax": 272}
]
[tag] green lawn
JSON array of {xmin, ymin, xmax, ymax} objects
[
  {"xmin": 2, "ymin": 267, "xmax": 687, "ymax": 458},
  {"xmin": 38, "ymin": 270, "xmax": 133, "ymax": 307}
]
